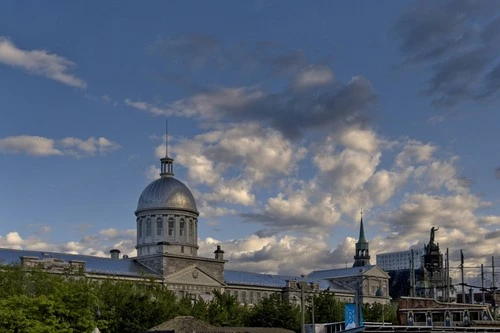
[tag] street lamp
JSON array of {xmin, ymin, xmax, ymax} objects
[
  {"xmin": 355, "ymin": 276, "xmax": 385, "ymax": 327},
  {"xmin": 92, "ymin": 304, "xmax": 101, "ymax": 333},
  {"xmin": 298, "ymin": 278, "xmax": 316, "ymax": 333},
  {"xmin": 298, "ymin": 279, "xmax": 306, "ymax": 333}
]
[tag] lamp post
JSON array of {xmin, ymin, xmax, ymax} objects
[
  {"xmin": 355, "ymin": 275, "xmax": 385, "ymax": 327},
  {"xmin": 298, "ymin": 279, "xmax": 307, "ymax": 333},
  {"xmin": 310, "ymin": 284, "xmax": 315, "ymax": 333},
  {"xmin": 92, "ymin": 304, "xmax": 101, "ymax": 333},
  {"xmin": 298, "ymin": 278, "xmax": 315, "ymax": 333}
]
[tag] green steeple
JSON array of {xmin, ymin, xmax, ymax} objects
[
  {"xmin": 353, "ymin": 209, "xmax": 371, "ymax": 267},
  {"xmin": 358, "ymin": 214, "xmax": 366, "ymax": 243}
]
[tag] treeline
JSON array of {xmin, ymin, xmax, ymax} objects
[{"xmin": 0, "ymin": 265, "xmax": 396, "ymax": 333}]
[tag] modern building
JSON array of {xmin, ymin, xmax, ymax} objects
[
  {"xmin": 0, "ymin": 150, "xmax": 390, "ymax": 306},
  {"xmin": 376, "ymin": 249, "xmax": 425, "ymax": 271}
]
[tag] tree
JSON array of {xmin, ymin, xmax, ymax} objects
[
  {"xmin": 309, "ymin": 292, "xmax": 345, "ymax": 323},
  {"xmin": 246, "ymin": 293, "xmax": 301, "ymax": 331},
  {"xmin": 361, "ymin": 302, "xmax": 398, "ymax": 324},
  {"xmin": 95, "ymin": 279, "xmax": 177, "ymax": 333},
  {"xmin": 206, "ymin": 289, "xmax": 246, "ymax": 326}
]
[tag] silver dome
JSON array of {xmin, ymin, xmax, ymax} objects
[{"xmin": 136, "ymin": 177, "xmax": 198, "ymax": 213}]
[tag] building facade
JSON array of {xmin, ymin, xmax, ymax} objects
[
  {"xmin": 376, "ymin": 249, "xmax": 425, "ymax": 271},
  {"xmin": 0, "ymin": 153, "xmax": 391, "ymax": 306}
]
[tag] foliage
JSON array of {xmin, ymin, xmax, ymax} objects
[
  {"xmin": 361, "ymin": 301, "xmax": 398, "ymax": 324},
  {"xmin": 245, "ymin": 293, "xmax": 301, "ymax": 331},
  {"xmin": 0, "ymin": 266, "xmax": 98, "ymax": 333},
  {"xmin": 207, "ymin": 289, "xmax": 246, "ymax": 326},
  {"xmin": 307, "ymin": 292, "xmax": 345, "ymax": 324},
  {"xmin": 95, "ymin": 279, "xmax": 177, "ymax": 333},
  {"xmin": 0, "ymin": 264, "xmax": 398, "ymax": 332}
]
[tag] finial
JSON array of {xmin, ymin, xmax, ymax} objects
[{"xmin": 360, "ymin": 208, "xmax": 364, "ymax": 217}]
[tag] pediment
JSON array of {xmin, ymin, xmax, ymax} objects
[
  {"xmin": 165, "ymin": 265, "xmax": 224, "ymax": 286},
  {"xmin": 364, "ymin": 265, "xmax": 390, "ymax": 279}
]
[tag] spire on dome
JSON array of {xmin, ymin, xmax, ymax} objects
[{"xmin": 160, "ymin": 120, "xmax": 174, "ymax": 178}]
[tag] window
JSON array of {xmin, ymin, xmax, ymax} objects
[
  {"xmin": 138, "ymin": 220, "xmax": 142, "ymax": 238},
  {"xmin": 180, "ymin": 219, "xmax": 185, "ymax": 237},
  {"xmin": 189, "ymin": 221, "xmax": 194, "ymax": 242},
  {"xmin": 146, "ymin": 219, "xmax": 152, "ymax": 237},
  {"xmin": 156, "ymin": 218, "xmax": 163, "ymax": 236},
  {"xmin": 181, "ymin": 246, "xmax": 184, "ymax": 253},
  {"xmin": 168, "ymin": 218, "xmax": 174, "ymax": 236}
]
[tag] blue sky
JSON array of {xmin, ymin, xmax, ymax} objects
[{"xmin": 1, "ymin": 1, "xmax": 500, "ymax": 280}]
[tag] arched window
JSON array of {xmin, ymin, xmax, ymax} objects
[
  {"xmin": 156, "ymin": 218, "xmax": 163, "ymax": 236},
  {"xmin": 168, "ymin": 218, "xmax": 174, "ymax": 236},
  {"xmin": 189, "ymin": 220, "xmax": 194, "ymax": 242},
  {"xmin": 138, "ymin": 219, "xmax": 143, "ymax": 238},
  {"xmin": 146, "ymin": 219, "xmax": 152, "ymax": 237},
  {"xmin": 180, "ymin": 218, "xmax": 185, "ymax": 237}
]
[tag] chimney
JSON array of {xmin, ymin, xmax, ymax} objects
[
  {"xmin": 214, "ymin": 245, "xmax": 224, "ymax": 260},
  {"xmin": 110, "ymin": 249, "xmax": 121, "ymax": 259}
]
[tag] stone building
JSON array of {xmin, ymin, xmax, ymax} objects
[{"xmin": 0, "ymin": 152, "xmax": 390, "ymax": 306}]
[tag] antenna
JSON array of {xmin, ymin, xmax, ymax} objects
[
  {"xmin": 165, "ymin": 119, "xmax": 168, "ymax": 157},
  {"xmin": 159, "ymin": 119, "xmax": 174, "ymax": 177}
]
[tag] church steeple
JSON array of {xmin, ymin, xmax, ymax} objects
[
  {"xmin": 353, "ymin": 209, "xmax": 371, "ymax": 267},
  {"xmin": 160, "ymin": 120, "xmax": 174, "ymax": 178}
]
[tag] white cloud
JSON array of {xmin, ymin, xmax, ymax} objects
[
  {"xmin": 0, "ymin": 37, "xmax": 86, "ymax": 88},
  {"xmin": 0, "ymin": 135, "xmax": 63, "ymax": 156},
  {"xmin": 0, "ymin": 228, "xmax": 137, "ymax": 259},
  {"xmin": 314, "ymin": 147, "xmax": 382, "ymax": 191},
  {"xmin": 168, "ymin": 123, "xmax": 307, "ymax": 185},
  {"xmin": 203, "ymin": 179, "xmax": 256, "ymax": 206},
  {"xmin": 145, "ymin": 165, "xmax": 160, "ymax": 181},
  {"xmin": 198, "ymin": 234, "xmax": 341, "ymax": 275},
  {"xmin": 60, "ymin": 137, "xmax": 121, "ymax": 157},
  {"xmin": 0, "ymin": 135, "xmax": 120, "ymax": 157},
  {"xmin": 396, "ymin": 140, "xmax": 438, "ymax": 167},
  {"xmin": 366, "ymin": 168, "xmax": 412, "ymax": 205},
  {"xmin": 263, "ymin": 185, "xmax": 342, "ymax": 231},
  {"xmin": 5, "ymin": 232, "xmax": 23, "ymax": 245},
  {"xmin": 339, "ymin": 127, "xmax": 383, "ymax": 153},
  {"xmin": 292, "ymin": 65, "xmax": 334, "ymax": 90}
]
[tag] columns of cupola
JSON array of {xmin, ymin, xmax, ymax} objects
[{"xmin": 160, "ymin": 157, "xmax": 174, "ymax": 177}]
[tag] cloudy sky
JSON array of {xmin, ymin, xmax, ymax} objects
[{"xmin": 1, "ymin": 1, "xmax": 500, "ymax": 282}]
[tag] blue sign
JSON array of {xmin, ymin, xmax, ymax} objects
[{"xmin": 345, "ymin": 303, "xmax": 363, "ymax": 329}]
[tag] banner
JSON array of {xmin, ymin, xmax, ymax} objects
[{"xmin": 345, "ymin": 303, "xmax": 363, "ymax": 329}]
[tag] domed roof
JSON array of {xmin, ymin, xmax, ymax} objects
[{"xmin": 136, "ymin": 176, "xmax": 198, "ymax": 214}]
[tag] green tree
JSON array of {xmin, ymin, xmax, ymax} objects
[
  {"xmin": 361, "ymin": 302, "xmax": 397, "ymax": 324},
  {"xmin": 0, "ymin": 266, "xmax": 100, "ymax": 332},
  {"xmin": 308, "ymin": 292, "xmax": 345, "ymax": 323},
  {"xmin": 206, "ymin": 289, "xmax": 246, "ymax": 326},
  {"xmin": 246, "ymin": 293, "xmax": 301, "ymax": 331},
  {"xmin": 95, "ymin": 279, "xmax": 177, "ymax": 333}
]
